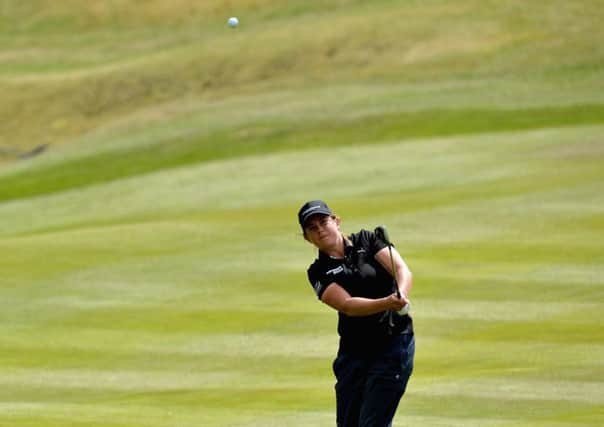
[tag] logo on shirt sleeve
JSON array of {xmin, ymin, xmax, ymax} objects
[
  {"xmin": 313, "ymin": 280, "xmax": 324, "ymax": 296},
  {"xmin": 312, "ymin": 266, "xmax": 343, "ymax": 297}
]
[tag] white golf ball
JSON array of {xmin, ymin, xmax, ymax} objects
[{"xmin": 227, "ymin": 17, "xmax": 239, "ymax": 28}]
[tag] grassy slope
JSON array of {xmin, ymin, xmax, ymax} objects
[
  {"xmin": 1, "ymin": 1, "xmax": 603, "ymax": 426},
  {"xmin": 1, "ymin": 0, "xmax": 603, "ymax": 157}
]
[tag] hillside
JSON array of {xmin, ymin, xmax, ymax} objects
[{"xmin": 1, "ymin": 0, "xmax": 603, "ymax": 167}]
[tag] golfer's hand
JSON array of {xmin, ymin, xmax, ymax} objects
[
  {"xmin": 387, "ymin": 293, "xmax": 408, "ymax": 311},
  {"xmin": 391, "ymin": 293, "xmax": 411, "ymax": 315}
]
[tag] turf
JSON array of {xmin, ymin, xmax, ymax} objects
[{"xmin": 1, "ymin": 1, "xmax": 603, "ymax": 426}]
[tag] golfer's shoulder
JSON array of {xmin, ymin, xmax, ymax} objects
[
  {"xmin": 349, "ymin": 229, "xmax": 385, "ymax": 255},
  {"xmin": 349, "ymin": 229, "xmax": 373, "ymax": 245}
]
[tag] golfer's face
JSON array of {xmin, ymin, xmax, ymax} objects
[{"xmin": 304, "ymin": 214, "xmax": 339, "ymax": 248}]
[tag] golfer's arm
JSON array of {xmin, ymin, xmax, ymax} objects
[
  {"xmin": 321, "ymin": 283, "xmax": 394, "ymax": 317},
  {"xmin": 375, "ymin": 246, "xmax": 413, "ymax": 298}
]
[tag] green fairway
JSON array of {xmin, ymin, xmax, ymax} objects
[{"xmin": 1, "ymin": 1, "xmax": 603, "ymax": 426}]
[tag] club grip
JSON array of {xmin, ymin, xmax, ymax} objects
[{"xmin": 374, "ymin": 225, "xmax": 391, "ymax": 244}]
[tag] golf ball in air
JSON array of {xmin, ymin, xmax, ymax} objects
[{"xmin": 228, "ymin": 17, "xmax": 239, "ymax": 28}]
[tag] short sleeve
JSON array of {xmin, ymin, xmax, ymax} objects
[{"xmin": 307, "ymin": 264, "xmax": 333, "ymax": 300}]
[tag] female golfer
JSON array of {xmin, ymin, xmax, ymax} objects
[{"xmin": 298, "ymin": 200, "xmax": 414, "ymax": 427}]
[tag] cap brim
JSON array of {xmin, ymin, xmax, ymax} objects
[{"xmin": 300, "ymin": 208, "xmax": 332, "ymax": 227}]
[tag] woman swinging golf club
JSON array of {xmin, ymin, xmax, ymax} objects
[{"xmin": 298, "ymin": 200, "xmax": 414, "ymax": 427}]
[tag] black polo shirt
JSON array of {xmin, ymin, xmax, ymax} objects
[{"xmin": 307, "ymin": 229, "xmax": 413, "ymax": 354}]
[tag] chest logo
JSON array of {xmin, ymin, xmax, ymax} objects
[{"xmin": 326, "ymin": 266, "xmax": 344, "ymax": 275}]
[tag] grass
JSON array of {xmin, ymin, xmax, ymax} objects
[
  {"xmin": 2, "ymin": 103, "xmax": 603, "ymax": 203},
  {"xmin": 1, "ymin": 0, "xmax": 603, "ymax": 426}
]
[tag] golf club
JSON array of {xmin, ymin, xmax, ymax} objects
[{"xmin": 375, "ymin": 225, "xmax": 410, "ymax": 320}]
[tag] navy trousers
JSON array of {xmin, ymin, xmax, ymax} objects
[{"xmin": 332, "ymin": 334, "xmax": 415, "ymax": 427}]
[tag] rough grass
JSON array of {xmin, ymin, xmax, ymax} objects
[
  {"xmin": 1, "ymin": 0, "xmax": 603, "ymax": 154},
  {"xmin": 1, "ymin": 1, "xmax": 603, "ymax": 426}
]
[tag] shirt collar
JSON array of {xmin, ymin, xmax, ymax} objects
[{"xmin": 318, "ymin": 234, "xmax": 353, "ymax": 261}]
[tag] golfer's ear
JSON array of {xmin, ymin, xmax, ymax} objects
[{"xmin": 334, "ymin": 216, "xmax": 342, "ymax": 227}]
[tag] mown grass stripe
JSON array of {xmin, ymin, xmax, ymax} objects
[
  {"xmin": 418, "ymin": 300, "xmax": 598, "ymax": 321},
  {"xmin": 1, "ymin": 104, "xmax": 603, "ymax": 203},
  {"xmin": 402, "ymin": 393, "xmax": 599, "ymax": 421},
  {"xmin": 412, "ymin": 378, "xmax": 604, "ymax": 404}
]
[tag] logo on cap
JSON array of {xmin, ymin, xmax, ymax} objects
[{"xmin": 297, "ymin": 200, "xmax": 333, "ymax": 227}]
